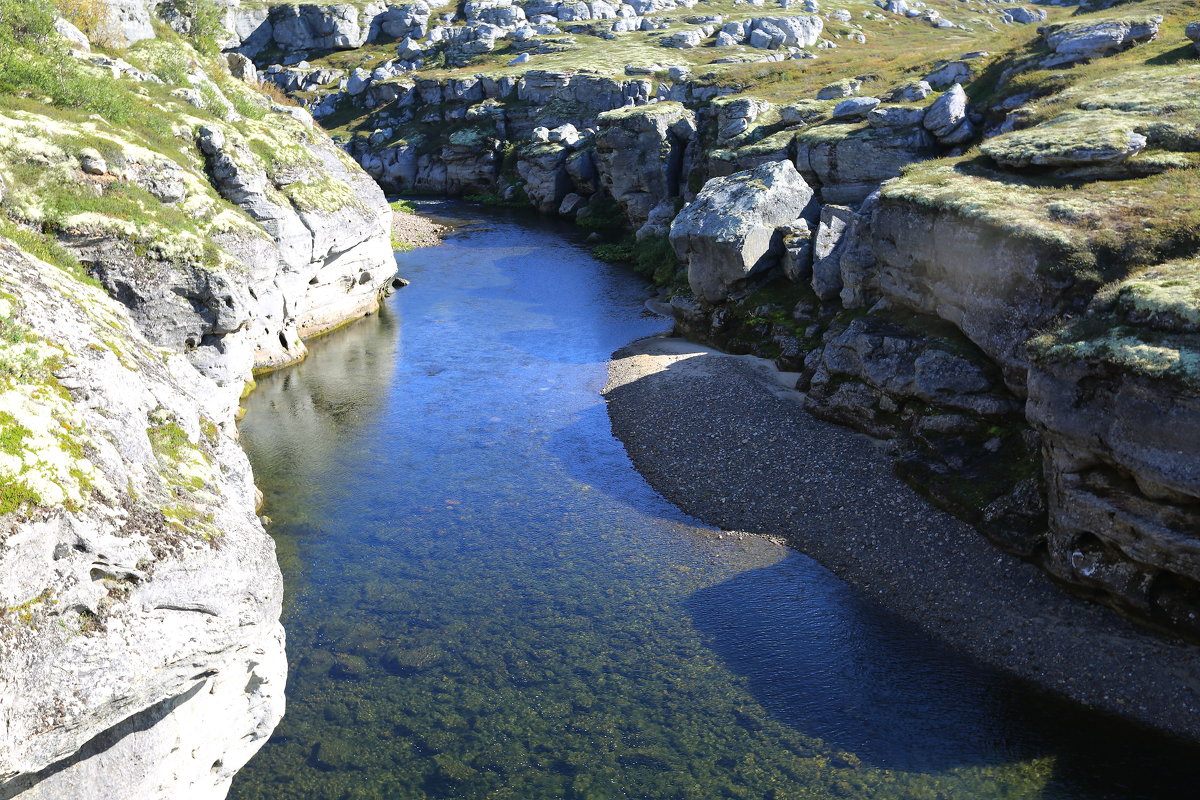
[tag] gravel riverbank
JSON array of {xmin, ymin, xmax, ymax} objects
[
  {"xmin": 604, "ymin": 335, "xmax": 1200, "ymax": 743},
  {"xmin": 393, "ymin": 209, "xmax": 449, "ymax": 250}
]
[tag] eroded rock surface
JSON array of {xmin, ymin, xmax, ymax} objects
[
  {"xmin": 0, "ymin": 243, "xmax": 285, "ymax": 800},
  {"xmin": 1, "ymin": 6, "xmax": 398, "ymax": 797}
]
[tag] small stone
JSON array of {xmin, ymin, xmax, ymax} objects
[
  {"xmin": 831, "ymin": 96, "xmax": 880, "ymax": 119},
  {"xmin": 79, "ymin": 148, "xmax": 107, "ymax": 175}
]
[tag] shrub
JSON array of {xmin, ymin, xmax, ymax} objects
[
  {"xmin": 156, "ymin": 0, "xmax": 225, "ymax": 56},
  {"xmin": 0, "ymin": 0, "xmax": 56, "ymax": 45},
  {"xmin": 54, "ymin": 0, "xmax": 110, "ymax": 46}
]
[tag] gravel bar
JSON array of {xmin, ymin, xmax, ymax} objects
[{"xmin": 604, "ymin": 335, "xmax": 1200, "ymax": 743}]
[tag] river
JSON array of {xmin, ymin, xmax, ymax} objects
[{"xmin": 230, "ymin": 206, "xmax": 1196, "ymax": 800}]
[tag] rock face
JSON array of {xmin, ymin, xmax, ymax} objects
[
  {"xmin": 0, "ymin": 241, "xmax": 285, "ymax": 800},
  {"xmin": 671, "ymin": 161, "xmax": 817, "ymax": 302},
  {"xmin": 870, "ymin": 195, "xmax": 1089, "ymax": 392},
  {"xmin": 1, "ymin": 12, "xmax": 398, "ymax": 799},
  {"xmin": 795, "ymin": 124, "xmax": 937, "ymax": 204},
  {"xmin": 595, "ymin": 102, "xmax": 697, "ymax": 228},
  {"xmin": 96, "ymin": 0, "xmax": 156, "ymax": 48},
  {"xmin": 79, "ymin": 117, "xmax": 394, "ymax": 392},
  {"xmin": 1027, "ymin": 260, "xmax": 1200, "ymax": 637}
]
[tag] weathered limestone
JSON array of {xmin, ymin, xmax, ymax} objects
[
  {"xmin": 870, "ymin": 194, "xmax": 1089, "ymax": 393},
  {"xmin": 795, "ymin": 124, "xmax": 937, "ymax": 204},
  {"xmin": 670, "ymin": 160, "xmax": 817, "ymax": 302},
  {"xmin": 517, "ymin": 142, "xmax": 573, "ymax": 214},
  {"xmin": 595, "ymin": 102, "xmax": 696, "ymax": 228},
  {"xmin": 1027, "ymin": 260, "xmax": 1200, "ymax": 637},
  {"xmin": 1043, "ymin": 16, "xmax": 1162, "ymax": 63},
  {"xmin": 0, "ymin": 242, "xmax": 285, "ymax": 800},
  {"xmin": 805, "ymin": 313, "xmax": 1021, "ymax": 438},
  {"xmin": 1, "ymin": 14, "xmax": 399, "ymax": 797},
  {"xmin": 96, "ymin": 0, "xmax": 156, "ymax": 48}
]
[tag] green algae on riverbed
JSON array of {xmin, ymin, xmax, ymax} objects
[{"xmin": 230, "ymin": 209, "xmax": 1192, "ymax": 800}]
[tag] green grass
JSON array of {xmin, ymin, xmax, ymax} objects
[
  {"xmin": 0, "ymin": 218, "xmax": 96, "ymax": 285},
  {"xmin": 0, "ymin": 411, "xmax": 32, "ymax": 456}
]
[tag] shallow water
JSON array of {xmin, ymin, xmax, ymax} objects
[{"xmin": 231, "ymin": 207, "xmax": 1198, "ymax": 800}]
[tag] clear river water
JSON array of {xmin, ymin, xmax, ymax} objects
[{"xmin": 230, "ymin": 207, "xmax": 1198, "ymax": 800}]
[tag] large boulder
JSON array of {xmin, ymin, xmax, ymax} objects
[
  {"xmin": 670, "ymin": 160, "xmax": 818, "ymax": 302},
  {"xmin": 749, "ymin": 15, "xmax": 823, "ymax": 47},
  {"xmin": 811, "ymin": 204, "xmax": 855, "ymax": 300},
  {"xmin": 1041, "ymin": 15, "xmax": 1162, "ymax": 66},
  {"xmin": 923, "ymin": 84, "xmax": 973, "ymax": 144}
]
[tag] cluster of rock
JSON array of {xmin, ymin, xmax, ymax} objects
[
  {"xmin": 1, "ymin": 6, "xmax": 400, "ymax": 799},
  {"xmin": 346, "ymin": 70, "xmax": 712, "ymax": 197},
  {"xmin": 654, "ymin": 22, "xmax": 1200, "ymax": 641}
]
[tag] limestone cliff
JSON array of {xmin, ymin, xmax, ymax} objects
[{"xmin": 0, "ymin": 1, "xmax": 396, "ymax": 797}]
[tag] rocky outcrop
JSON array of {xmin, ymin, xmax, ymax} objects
[
  {"xmin": 221, "ymin": 1, "xmax": 431, "ymax": 57},
  {"xmin": 1027, "ymin": 259, "xmax": 1200, "ymax": 637},
  {"xmin": 795, "ymin": 123, "xmax": 937, "ymax": 204},
  {"xmin": 594, "ymin": 102, "xmax": 696, "ymax": 228},
  {"xmin": 1041, "ymin": 15, "xmax": 1162, "ymax": 67},
  {"xmin": 96, "ymin": 0, "xmax": 155, "ymax": 48},
  {"xmin": 670, "ymin": 161, "xmax": 817, "ymax": 302},
  {"xmin": 0, "ymin": 9, "xmax": 397, "ymax": 798},
  {"xmin": 869, "ymin": 194, "xmax": 1091, "ymax": 393}
]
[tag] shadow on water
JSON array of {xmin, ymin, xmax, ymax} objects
[
  {"xmin": 230, "ymin": 204, "xmax": 1200, "ymax": 800},
  {"xmin": 685, "ymin": 555, "xmax": 1200, "ymax": 796}
]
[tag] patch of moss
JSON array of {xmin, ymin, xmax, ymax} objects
[
  {"xmin": 147, "ymin": 419, "xmax": 192, "ymax": 463},
  {"xmin": 981, "ymin": 111, "xmax": 1146, "ymax": 168},
  {"xmin": 1031, "ymin": 316, "xmax": 1200, "ymax": 390}
]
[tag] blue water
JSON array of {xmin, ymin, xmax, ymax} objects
[{"xmin": 231, "ymin": 207, "xmax": 1197, "ymax": 800}]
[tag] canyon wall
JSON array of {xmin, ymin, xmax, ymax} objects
[
  {"xmin": 0, "ymin": 2, "xmax": 397, "ymax": 797},
  {"xmin": 232, "ymin": 1, "xmax": 1200, "ymax": 641}
]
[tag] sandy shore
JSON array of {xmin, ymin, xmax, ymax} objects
[{"xmin": 604, "ymin": 335, "xmax": 1200, "ymax": 743}]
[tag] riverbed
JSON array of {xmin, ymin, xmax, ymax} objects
[{"xmin": 230, "ymin": 207, "xmax": 1197, "ymax": 799}]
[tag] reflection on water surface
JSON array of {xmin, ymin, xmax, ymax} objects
[{"xmin": 231, "ymin": 208, "xmax": 1198, "ymax": 800}]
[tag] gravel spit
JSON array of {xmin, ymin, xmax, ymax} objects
[{"xmin": 604, "ymin": 335, "xmax": 1200, "ymax": 743}]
